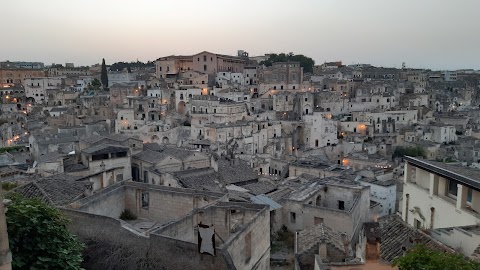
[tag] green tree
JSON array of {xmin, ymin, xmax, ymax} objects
[
  {"xmin": 89, "ymin": 78, "xmax": 102, "ymax": 91},
  {"xmin": 5, "ymin": 196, "xmax": 84, "ymax": 270},
  {"xmin": 101, "ymin": 58, "xmax": 108, "ymax": 90},
  {"xmin": 260, "ymin": 53, "xmax": 315, "ymax": 73},
  {"xmin": 392, "ymin": 146, "xmax": 426, "ymax": 159},
  {"xmin": 393, "ymin": 244, "xmax": 480, "ymax": 270}
]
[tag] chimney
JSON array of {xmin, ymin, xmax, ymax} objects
[{"xmin": 0, "ymin": 200, "xmax": 12, "ymax": 270}]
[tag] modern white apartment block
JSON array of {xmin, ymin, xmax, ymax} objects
[{"xmin": 402, "ymin": 156, "xmax": 480, "ymax": 230}]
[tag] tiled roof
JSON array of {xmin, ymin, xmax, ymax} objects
[
  {"xmin": 242, "ymin": 181, "xmax": 277, "ymax": 195},
  {"xmin": 267, "ymin": 187, "xmax": 295, "ymax": 203},
  {"xmin": 38, "ymin": 136, "xmax": 79, "ymax": 145},
  {"xmin": 50, "ymin": 107, "xmax": 69, "ymax": 112},
  {"xmin": 160, "ymin": 147, "xmax": 196, "ymax": 161},
  {"xmin": 144, "ymin": 142, "xmax": 164, "ymax": 152},
  {"xmin": 82, "ymin": 144, "xmax": 129, "ymax": 155},
  {"xmin": 297, "ymin": 223, "xmax": 348, "ymax": 254},
  {"xmin": 37, "ymin": 151, "xmax": 64, "ymax": 163},
  {"xmin": 217, "ymin": 158, "xmax": 258, "ymax": 185},
  {"xmin": 174, "ymin": 168, "xmax": 223, "ymax": 191},
  {"xmin": 133, "ymin": 149, "xmax": 170, "ymax": 163},
  {"xmin": 64, "ymin": 163, "xmax": 88, "ymax": 172},
  {"xmin": 379, "ymin": 216, "xmax": 453, "ymax": 263},
  {"xmin": 13, "ymin": 174, "xmax": 89, "ymax": 206}
]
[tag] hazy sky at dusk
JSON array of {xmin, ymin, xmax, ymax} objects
[{"xmin": 1, "ymin": 0, "xmax": 479, "ymax": 70}]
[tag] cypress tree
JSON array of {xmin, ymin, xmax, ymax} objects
[{"xmin": 101, "ymin": 58, "xmax": 108, "ymax": 90}]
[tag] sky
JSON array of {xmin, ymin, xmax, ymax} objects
[{"xmin": 1, "ymin": 0, "xmax": 479, "ymax": 70}]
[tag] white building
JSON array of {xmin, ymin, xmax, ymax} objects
[
  {"xmin": 108, "ymin": 71, "xmax": 136, "ymax": 87},
  {"xmin": 402, "ymin": 156, "xmax": 480, "ymax": 230},
  {"xmin": 304, "ymin": 112, "xmax": 338, "ymax": 148},
  {"xmin": 430, "ymin": 125, "xmax": 457, "ymax": 144},
  {"xmin": 357, "ymin": 177, "xmax": 397, "ymax": 217},
  {"xmin": 24, "ymin": 77, "xmax": 64, "ymax": 104},
  {"xmin": 215, "ymin": 72, "xmax": 245, "ymax": 87}
]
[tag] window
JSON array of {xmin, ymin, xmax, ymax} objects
[
  {"xmin": 315, "ymin": 140, "xmax": 319, "ymax": 147},
  {"xmin": 314, "ymin": 217, "xmax": 324, "ymax": 225},
  {"xmin": 338, "ymin": 200, "xmax": 345, "ymax": 210},
  {"xmin": 203, "ymin": 65, "xmax": 207, "ymax": 71},
  {"xmin": 141, "ymin": 192, "xmax": 149, "ymax": 208},
  {"xmin": 414, "ymin": 219, "xmax": 421, "ymax": 229},
  {"xmin": 290, "ymin": 212, "xmax": 296, "ymax": 223},
  {"xmin": 203, "ymin": 55, "xmax": 207, "ymax": 61},
  {"xmin": 143, "ymin": 171, "xmax": 149, "ymax": 183},
  {"xmin": 447, "ymin": 180, "xmax": 458, "ymax": 197}
]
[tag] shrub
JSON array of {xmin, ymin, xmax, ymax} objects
[
  {"xmin": 1, "ymin": 182, "xmax": 17, "ymax": 191},
  {"xmin": 276, "ymin": 226, "xmax": 294, "ymax": 249},
  {"xmin": 119, "ymin": 209, "xmax": 137, "ymax": 220},
  {"xmin": 6, "ymin": 197, "xmax": 84, "ymax": 269}
]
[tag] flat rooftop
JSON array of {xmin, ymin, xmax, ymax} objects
[{"xmin": 405, "ymin": 156, "xmax": 480, "ymax": 192}]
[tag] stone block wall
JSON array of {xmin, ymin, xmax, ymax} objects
[{"xmin": 62, "ymin": 209, "xmax": 232, "ymax": 270}]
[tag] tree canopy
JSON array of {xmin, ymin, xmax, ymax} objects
[
  {"xmin": 260, "ymin": 53, "xmax": 315, "ymax": 73},
  {"xmin": 393, "ymin": 244, "xmax": 480, "ymax": 270},
  {"xmin": 392, "ymin": 146, "xmax": 426, "ymax": 160},
  {"xmin": 109, "ymin": 61, "xmax": 154, "ymax": 72},
  {"xmin": 88, "ymin": 78, "xmax": 102, "ymax": 91},
  {"xmin": 5, "ymin": 196, "xmax": 84, "ymax": 270}
]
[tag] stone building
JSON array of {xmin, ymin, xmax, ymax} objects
[
  {"xmin": 156, "ymin": 51, "xmax": 246, "ymax": 78},
  {"xmin": 24, "ymin": 77, "xmax": 64, "ymax": 104},
  {"xmin": 131, "ymin": 146, "xmax": 210, "ymax": 181},
  {"xmin": 277, "ymin": 177, "xmax": 370, "ymax": 243},
  {"xmin": 258, "ymin": 62, "xmax": 303, "ymax": 94},
  {"xmin": 61, "ymin": 181, "xmax": 270, "ymax": 270},
  {"xmin": 0, "ymin": 68, "xmax": 45, "ymax": 87},
  {"xmin": 80, "ymin": 144, "xmax": 132, "ymax": 181}
]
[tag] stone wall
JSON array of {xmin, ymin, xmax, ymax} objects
[
  {"xmin": 72, "ymin": 182, "xmax": 226, "ymax": 224},
  {"xmin": 61, "ymin": 209, "xmax": 233, "ymax": 270},
  {"xmin": 126, "ymin": 185, "xmax": 220, "ymax": 224},
  {"xmin": 72, "ymin": 183, "xmax": 126, "ymax": 219}
]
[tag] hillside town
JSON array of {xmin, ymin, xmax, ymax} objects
[{"xmin": 1, "ymin": 51, "xmax": 480, "ymax": 270}]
